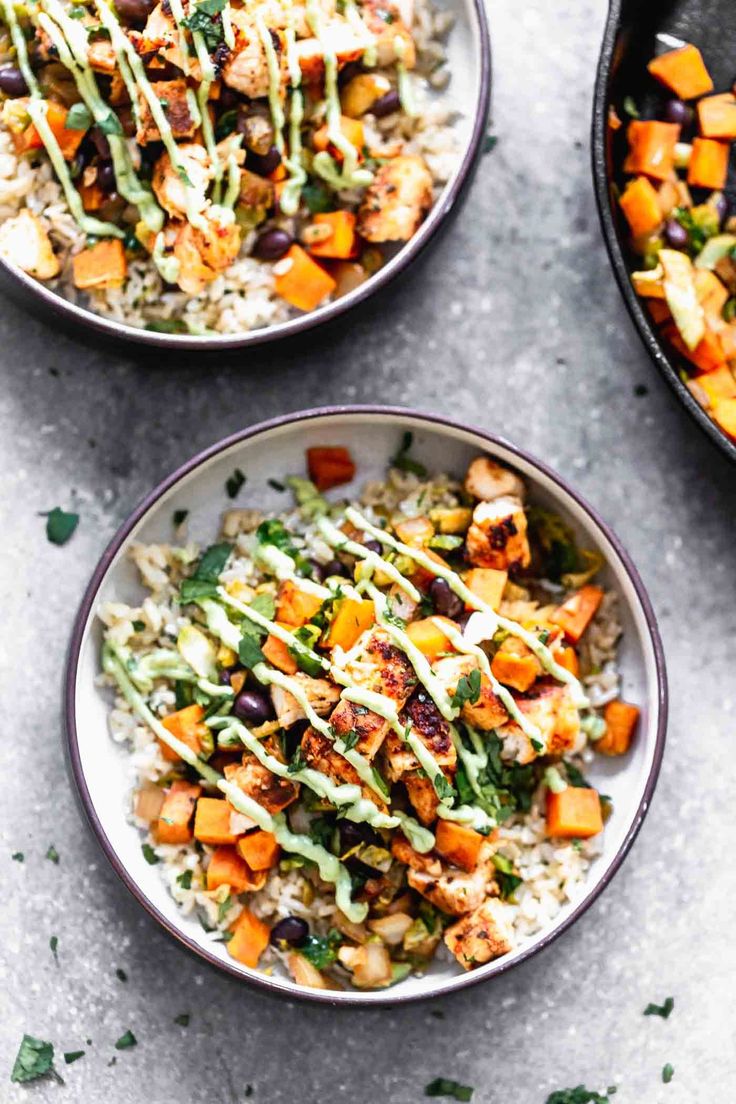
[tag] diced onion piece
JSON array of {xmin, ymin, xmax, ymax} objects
[
  {"xmin": 341, "ymin": 941, "xmax": 393, "ymax": 987},
  {"xmin": 334, "ymin": 915, "xmax": 369, "ymax": 944},
  {"xmin": 134, "ymin": 785, "xmax": 165, "ymax": 822},
  {"xmin": 177, "ymin": 624, "xmax": 217, "ymax": 678},
  {"xmin": 287, "ymin": 953, "xmax": 328, "ymax": 988},
  {"xmin": 230, "ymin": 811, "xmax": 258, "ymax": 835},
  {"xmin": 367, "ymin": 912, "xmax": 414, "ymax": 946}
]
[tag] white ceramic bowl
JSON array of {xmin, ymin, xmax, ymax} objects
[{"xmin": 65, "ymin": 407, "xmax": 667, "ymax": 1003}]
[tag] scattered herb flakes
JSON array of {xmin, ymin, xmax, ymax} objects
[
  {"xmin": 268, "ymin": 478, "xmax": 286, "ymax": 492},
  {"xmin": 644, "ymin": 996, "xmax": 674, "ymax": 1019},
  {"xmin": 12, "ymin": 851, "xmax": 24, "ymax": 862},
  {"xmin": 483, "ymin": 133, "xmax": 498, "ymax": 153},
  {"xmin": 430, "ymin": 1009, "xmax": 445, "ymax": 1019},
  {"xmin": 238, "ymin": 633, "xmax": 266, "ymax": 669},
  {"xmin": 662, "ymin": 1063, "xmax": 674, "ymax": 1084},
  {"xmin": 46, "ymin": 844, "xmax": 60, "ymax": 864},
  {"xmin": 49, "ymin": 935, "xmax": 59, "ymax": 963},
  {"xmin": 300, "ymin": 929, "xmax": 342, "ymax": 969},
  {"xmin": 424, "ymin": 1077, "xmax": 474, "ymax": 1101},
  {"xmin": 341, "ymin": 729, "xmax": 360, "ymax": 752},
  {"xmin": 288, "ymin": 746, "xmax": 307, "ymax": 774},
  {"xmin": 226, "ymin": 468, "xmax": 246, "ymax": 499},
  {"xmin": 217, "ymin": 893, "xmax": 233, "ymax": 923},
  {"xmin": 622, "ymin": 94, "xmax": 639, "ymax": 118},
  {"xmin": 634, "ymin": 383, "xmax": 648, "ymax": 397},
  {"xmin": 302, "ymin": 179, "xmax": 333, "ymax": 213},
  {"xmin": 434, "ymin": 772, "xmax": 455, "ymax": 802},
  {"xmin": 65, "ymin": 101, "xmax": 92, "ymax": 129},
  {"xmin": 115, "ymin": 968, "xmax": 128, "ymax": 983},
  {"xmin": 64, "ymin": 1050, "xmax": 85, "ymax": 1065},
  {"xmin": 114, "ymin": 1030, "xmax": 137, "ymax": 1050},
  {"xmin": 173, "ymin": 508, "xmax": 189, "ymax": 527},
  {"xmin": 546, "ymin": 1088, "xmax": 615, "ymax": 1104},
  {"xmin": 491, "ymin": 852, "xmax": 522, "ymax": 900},
  {"xmin": 141, "ymin": 843, "xmax": 159, "ymax": 865},
  {"xmin": 451, "ymin": 668, "xmax": 481, "ymax": 709},
  {"xmin": 176, "ymin": 869, "xmax": 193, "ymax": 889},
  {"xmin": 180, "ymin": 541, "xmax": 232, "ymax": 603},
  {"xmin": 131, "ymin": 619, "xmax": 146, "ymax": 632},
  {"xmin": 11, "ymin": 1035, "xmax": 55, "ymax": 1083},
  {"xmin": 174, "ymin": 1013, "xmax": 190, "ymax": 1027},
  {"xmin": 244, "ymin": 1087, "xmax": 254, "ymax": 1099},
  {"xmin": 390, "ymin": 430, "xmax": 428, "ymax": 478},
  {"xmin": 44, "ymin": 507, "xmax": 79, "ymax": 545}
]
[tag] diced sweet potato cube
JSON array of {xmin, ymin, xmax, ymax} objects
[
  {"xmin": 194, "ymin": 797, "xmax": 238, "ymax": 845},
  {"xmin": 154, "ymin": 780, "xmax": 201, "ymax": 845},
  {"xmin": 491, "ymin": 647, "xmax": 540, "ymax": 693},
  {"xmin": 324, "ymin": 597, "xmax": 375, "ymax": 650},
  {"xmin": 463, "ymin": 567, "xmax": 508, "ymax": 611},
  {"xmin": 405, "ymin": 616, "xmax": 454, "ymax": 662},
  {"xmin": 227, "ymin": 907, "xmax": 271, "ymax": 968},
  {"xmin": 262, "ymin": 629, "xmax": 298, "ymax": 675},
  {"xmin": 549, "ymin": 585, "xmax": 604, "ymax": 643},
  {"xmin": 276, "ymin": 578, "xmax": 323, "ymax": 627},
  {"xmin": 597, "ymin": 699, "xmax": 640, "ymax": 756},
  {"xmin": 647, "ymin": 44, "xmax": 713, "ymax": 99},
  {"xmin": 307, "ymin": 210, "xmax": 358, "ymax": 260},
  {"xmin": 546, "ymin": 787, "xmax": 603, "ymax": 838},
  {"xmin": 72, "ymin": 239, "xmax": 127, "ymax": 290},
  {"xmin": 206, "ymin": 845, "xmax": 261, "ymax": 892},
  {"xmin": 236, "ymin": 829, "xmax": 281, "ymax": 871},
  {"xmin": 687, "ymin": 137, "xmax": 730, "ymax": 190},
  {"xmin": 158, "ymin": 703, "xmax": 207, "ymax": 763},
  {"xmin": 434, "ymin": 820, "xmax": 484, "ymax": 872},
  {"xmin": 619, "ymin": 176, "xmax": 663, "ymax": 237},
  {"xmin": 697, "ymin": 92, "xmax": 736, "ymax": 139},
  {"xmin": 623, "ymin": 120, "xmax": 680, "ymax": 181},
  {"xmin": 274, "ymin": 245, "xmax": 336, "ymax": 312},
  {"xmin": 712, "ymin": 396, "xmax": 736, "ymax": 436}
]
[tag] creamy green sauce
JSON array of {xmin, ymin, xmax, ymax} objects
[
  {"xmin": 344, "ymin": 0, "xmax": 377, "ymax": 67},
  {"xmin": 102, "ymin": 642, "xmax": 221, "ymax": 784},
  {"xmin": 318, "ymin": 516, "xmax": 420, "ymax": 600},
  {"xmin": 393, "ymin": 34, "xmax": 416, "ymax": 118},
  {"xmin": 279, "ymin": 14, "xmax": 307, "ymax": 217},
  {"xmin": 219, "ymin": 779, "xmax": 367, "ymax": 922},
  {"xmin": 215, "ymin": 588, "xmax": 331, "ymax": 672},
  {"xmin": 256, "ymin": 543, "xmax": 332, "ymax": 597},
  {"xmin": 153, "ymin": 231, "xmax": 181, "ymax": 282},
  {"xmin": 1, "ymin": 0, "xmax": 123, "ymax": 237},
  {"xmin": 306, "ymin": 0, "xmax": 373, "ymax": 190}
]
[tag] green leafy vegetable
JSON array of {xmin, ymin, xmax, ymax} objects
[
  {"xmin": 174, "ymin": 1013, "xmax": 190, "ymax": 1027},
  {"xmin": 288, "ymin": 624, "xmax": 323, "ymax": 676},
  {"xmin": 176, "ymin": 869, "xmax": 193, "ymax": 889},
  {"xmin": 299, "ymin": 929, "xmax": 342, "ymax": 969},
  {"xmin": 644, "ymin": 996, "xmax": 674, "ymax": 1019},
  {"xmin": 662, "ymin": 1064, "xmax": 674, "ymax": 1084},
  {"xmin": 132, "ymin": 620, "xmax": 145, "ymax": 632},
  {"xmin": 64, "ymin": 1050, "xmax": 85, "ymax": 1064},
  {"xmin": 482, "ymin": 133, "xmax": 497, "ymax": 154},
  {"xmin": 434, "ymin": 772, "xmax": 455, "ymax": 802},
  {"xmin": 180, "ymin": 541, "xmax": 232, "ymax": 602},
  {"xmin": 546, "ymin": 1088, "xmax": 615, "ymax": 1104},
  {"xmin": 141, "ymin": 843, "xmax": 159, "ymax": 865},
  {"xmin": 491, "ymin": 853, "xmax": 522, "ymax": 900},
  {"xmin": 45, "ymin": 508, "xmax": 79, "ymax": 546},
  {"xmin": 268, "ymin": 478, "xmax": 286, "ymax": 492},
  {"xmin": 390, "ymin": 430, "xmax": 428, "ymax": 478},
  {"xmin": 65, "ymin": 102, "xmax": 92, "ymax": 129},
  {"xmin": 238, "ymin": 633, "xmax": 265, "ymax": 669},
  {"xmin": 424, "ymin": 1078, "xmax": 474, "ymax": 1101},
  {"xmin": 217, "ymin": 893, "xmax": 233, "ymax": 922},
  {"xmin": 173, "ymin": 509, "xmax": 189, "ymax": 527},
  {"xmin": 46, "ymin": 844, "xmax": 60, "ymax": 864},
  {"xmin": 287, "ymin": 746, "xmax": 307, "ymax": 774},
  {"xmin": 340, "ymin": 730, "xmax": 360, "ymax": 752},
  {"xmin": 226, "ymin": 468, "xmax": 246, "ymax": 499},
  {"xmin": 114, "ymin": 1030, "xmax": 137, "ymax": 1050},
  {"xmin": 50, "ymin": 935, "xmax": 59, "ymax": 963},
  {"xmin": 181, "ymin": 1, "xmax": 225, "ymax": 49},
  {"xmin": 256, "ymin": 519, "xmax": 313, "ymax": 576},
  {"xmin": 673, "ymin": 204, "xmax": 720, "ymax": 256},
  {"xmin": 12, "ymin": 851, "xmax": 23, "ymax": 862},
  {"xmin": 146, "ymin": 319, "xmax": 188, "ymax": 334},
  {"xmin": 215, "ymin": 108, "xmax": 238, "ymax": 140},
  {"xmin": 11, "ymin": 1035, "xmax": 55, "ymax": 1083},
  {"xmin": 302, "ymin": 180, "xmax": 334, "ymax": 213},
  {"xmin": 451, "ymin": 668, "xmax": 481, "ymax": 709},
  {"xmin": 455, "ymin": 731, "xmax": 540, "ymax": 823},
  {"xmin": 285, "ymin": 476, "xmax": 329, "ymax": 519},
  {"xmin": 98, "ymin": 109, "xmax": 123, "ymax": 136}
]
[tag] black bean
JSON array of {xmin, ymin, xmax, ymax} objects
[
  {"xmin": 0, "ymin": 65, "xmax": 28, "ymax": 97},
  {"xmin": 245, "ymin": 144, "xmax": 281, "ymax": 176},
  {"xmin": 362, "ymin": 538, "xmax": 382, "ymax": 555},
  {"xmin": 664, "ymin": 218, "xmax": 688, "ymax": 249},
  {"xmin": 97, "ymin": 160, "xmax": 116, "ymax": 193},
  {"xmin": 253, "ymin": 228, "xmax": 293, "ymax": 260},
  {"xmin": 324, "ymin": 558, "xmax": 349, "ymax": 578},
  {"xmin": 270, "ymin": 916, "xmax": 309, "ymax": 948},
  {"xmin": 233, "ymin": 689, "xmax": 273, "ymax": 725},
  {"xmin": 663, "ymin": 98, "xmax": 692, "ymax": 127},
  {"xmin": 113, "ymin": 0, "xmax": 156, "ymax": 24},
  {"xmin": 308, "ymin": 559, "xmax": 326, "ymax": 582},
  {"xmin": 371, "ymin": 90, "xmax": 401, "ymax": 118},
  {"xmin": 338, "ymin": 820, "xmax": 378, "ymax": 851},
  {"xmin": 429, "ymin": 576, "xmax": 463, "ymax": 619}
]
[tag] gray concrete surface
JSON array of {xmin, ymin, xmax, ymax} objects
[{"xmin": 1, "ymin": 0, "xmax": 734, "ymax": 1100}]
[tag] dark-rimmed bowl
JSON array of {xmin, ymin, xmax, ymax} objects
[
  {"xmin": 0, "ymin": 1, "xmax": 490, "ymax": 351},
  {"xmin": 592, "ymin": 0, "xmax": 736, "ymax": 464},
  {"xmin": 64, "ymin": 406, "xmax": 667, "ymax": 1004}
]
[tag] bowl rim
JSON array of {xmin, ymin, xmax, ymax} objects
[
  {"xmin": 64, "ymin": 404, "xmax": 668, "ymax": 1005},
  {"xmin": 0, "ymin": 2, "xmax": 491, "ymax": 351},
  {"xmin": 591, "ymin": 0, "xmax": 736, "ymax": 465}
]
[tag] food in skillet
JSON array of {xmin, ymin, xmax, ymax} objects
[
  {"xmin": 0, "ymin": 0, "xmax": 455, "ymax": 333},
  {"xmin": 614, "ymin": 41, "xmax": 736, "ymax": 441},
  {"xmin": 99, "ymin": 444, "xmax": 639, "ymax": 989}
]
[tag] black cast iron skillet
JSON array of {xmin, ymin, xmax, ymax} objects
[{"xmin": 592, "ymin": 0, "xmax": 736, "ymax": 464}]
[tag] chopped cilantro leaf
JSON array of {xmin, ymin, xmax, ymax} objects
[
  {"xmin": 238, "ymin": 633, "xmax": 265, "ymax": 669},
  {"xmin": 662, "ymin": 1063, "xmax": 674, "ymax": 1084},
  {"xmin": 176, "ymin": 869, "xmax": 193, "ymax": 889},
  {"xmin": 64, "ymin": 1050, "xmax": 85, "ymax": 1064},
  {"xmin": 217, "ymin": 893, "xmax": 233, "ymax": 923},
  {"xmin": 132, "ymin": 620, "xmax": 145, "ymax": 632},
  {"xmin": 49, "ymin": 935, "xmax": 59, "ymax": 963},
  {"xmin": 644, "ymin": 996, "xmax": 674, "ymax": 1019},
  {"xmin": 451, "ymin": 668, "xmax": 481, "ymax": 709},
  {"xmin": 115, "ymin": 968, "xmax": 128, "ymax": 982},
  {"xmin": 546, "ymin": 1088, "xmax": 615, "ymax": 1104},
  {"xmin": 141, "ymin": 843, "xmax": 159, "ymax": 865},
  {"xmin": 180, "ymin": 541, "xmax": 232, "ymax": 602},
  {"xmin": 491, "ymin": 853, "xmax": 522, "ymax": 900},
  {"xmin": 434, "ymin": 772, "xmax": 455, "ymax": 802},
  {"xmin": 302, "ymin": 180, "xmax": 334, "ymax": 213},
  {"xmin": 622, "ymin": 94, "xmax": 639, "ymax": 118},
  {"xmin": 65, "ymin": 102, "xmax": 92, "ymax": 130},
  {"xmin": 288, "ymin": 746, "xmax": 307, "ymax": 774},
  {"xmin": 46, "ymin": 844, "xmax": 60, "ymax": 864},
  {"xmin": 12, "ymin": 851, "xmax": 24, "ymax": 862},
  {"xmin": 340, "ymin": 730, "xmax": 360, "ymax": 752},
  {"xmin": 300, "ymin": 929, "xmax": 342, "ymax": 969},
  {"xmin": 98, "ymin": 110, "xmax": 123, "ymax": 135},
  {"xmin": 45, "ymin": 508, "xmax": 79, "ymax": 546},
  {"xmin": 390, "ymin": 430, "xmax": 428, "ymax": 478},
  {"xmin": 226, "ymin": 468, "xmax": 246, "ymax": 499},
  {"xmin": 424, "ymin": 1077, "xmax": 473, "ymax": 1100},
  {"xmin": 482, "ymin": 133, "xmax": 498, "ymax": 153},
  {"xmin": 114, "ymin": 1030, "xmax": 137, "ymax": 1050},
  {"xmin": 268, "ymin": 478, "xmax": 286, "ymax": 492},
  {"xmin": 11, "ymin": 1035, "xmax": 55, "ymax": 1083},
  {"xmin": 174, "ymin": 1013, "xmax": 190, "ymax": 1027},
  {"xmin": 173, "ymin": 509, "xmax": 189, "ymax": 527}
]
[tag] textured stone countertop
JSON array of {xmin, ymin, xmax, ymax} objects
[{"xmin": 1, "ymin": 0, "xmax": 734, "ymax": 1101}]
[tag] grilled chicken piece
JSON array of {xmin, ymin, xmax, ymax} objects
[
  {"xmin": 464, "ymin": 456, "xmax": 525, "ymax": 503},
  {"xmin": 408, "ymin": 860, "xmax": 491, "ymax": 916},
  {"xmin": 294, "ymin": 22, "xmax": 365, "ymax": 84},
  {"xmin": 270, "ymin": 673, "xmax": 341, "ymax": 729},
  {"xmin": 466, "ymin": 496, "xmax": 531, "ymax": 571},
  {"xmin": 390, "ymin": 833, "xmax": 442, "ymax": 875},
  {"xmin": 224, "ymin": 743, "xmax": 299, "ymax": 814},
  {"xmin": 300, "ymin": 726, "xmax": 389, "ymax": 810},
  {"xmin": 0, "ymin": 210, "xmax": 59, "ymax": 280},
  {"xmin": 497, "ymin": 682, "xmax": 582, "ymax": 764},
  {"xmin": 361, "ymin": 0, "xmax": 416, "ymax": 68},
  {"xmin": 136, "ymin": 79, "xmax": 196, "ymax": 145},
  {"xmin": 357, "ymin": 155, "xmax": 433, "ymax": 243},
  {"xmin": 432, "ymin": 655, "xmax": 509, "ymax": 731},
  {"xmin": 172, "ymin": 209, "xmax": 241, "ymax": 294},
  {"xmin": 384, "ymin": 691, "xmax": 456, "ymax": 781},
  {"xmin": 404, "ymin": 774, "xmax": 441, "ymax": 825},
  {"xmin": 222, "ymin": 11, "xmax": 274, "ymax": 99},
  {"xmin": 152, "ymin": 142, "xmax": 212, "ymax": 217},
  {"xmin": 444, "ymin": 898, "xmax": 515, "ymax": 969},
  {"xmin": 330, "ymin": 629, "xmax": 416, "ymax": 759},
  {"xmin": 239, "ymin": 168, "xmax": 275, "ymax": 212}
]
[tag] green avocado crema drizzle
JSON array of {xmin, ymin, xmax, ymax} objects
[
  {"xmin": 279, "ymin": 11, "xmax": 307, "ymax": 217},
  {"xmin": 306, "ymin": 0, "xmax": 373, "ymax": 190},
  {"xmin": 0, "ymin": 0, "xmax": 123, "ymax": 237},
  {"xmin": 39, "ymin": 0, "xmax": 164, "ymax": 232}
]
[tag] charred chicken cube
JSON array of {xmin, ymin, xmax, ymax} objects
[
  {"xmin": 444, "ymin": 898, "xmax": 515, "ymax": 968},
  {"xmin": 465, "ymin": 495, "xmax": 531, "ymax": 571},
  {"xmin": 357, "ymin": 155, "xmax": 433, "ymax": 242}
]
